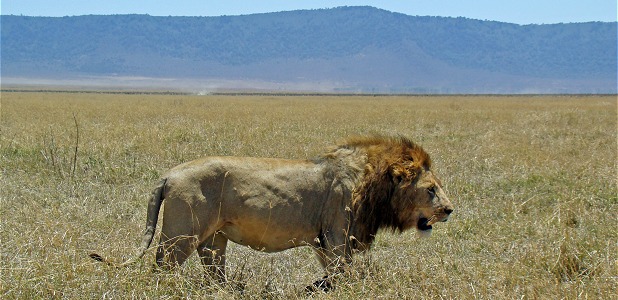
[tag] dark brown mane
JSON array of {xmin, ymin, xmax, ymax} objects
[{"xmin": 339, "ymin": 135, "xmax": 432, "ymax": 249}]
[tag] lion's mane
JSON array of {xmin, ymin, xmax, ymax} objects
[{"xmin": 323, "ymin": 135, "xmax": 432, "ymax": 249}]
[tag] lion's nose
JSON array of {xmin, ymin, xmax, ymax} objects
[{"xmin": 444, "ymin": 207, "xmax": 453, "ymax": 215}]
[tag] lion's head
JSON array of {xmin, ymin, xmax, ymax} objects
[
  {"xmin": 340, "ymin": 135, "xmax": 453, "ymax": 247},
  {"xmin": 391, "ymin": 168, "xmax": 453, "ymax": 238}
]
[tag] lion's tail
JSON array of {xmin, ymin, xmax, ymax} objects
[{"xmin": 89, "ymin": 178, "xmax": 167, "ymax": 267}]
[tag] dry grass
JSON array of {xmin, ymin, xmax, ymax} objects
[{"xmin": 1, "ymin": 92, "xmax": 616, "ymax": 299}]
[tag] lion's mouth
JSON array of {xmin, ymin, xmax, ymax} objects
[{"xmin": 417, "ymin": 217, "xmax": 433, "ymax": 231}]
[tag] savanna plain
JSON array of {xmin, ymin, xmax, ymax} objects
[{"xmin": 0, "ymin": 92, "xmax": 616, "ymax": 299}]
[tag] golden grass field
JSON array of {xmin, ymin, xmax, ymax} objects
[{"xmin": 0, "ymin": 92, "xmax": 616, "ymax": 299}]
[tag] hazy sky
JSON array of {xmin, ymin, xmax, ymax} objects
[{"xmin": 2, "ymin": 0, "xmax": 616, "ymax": 24}]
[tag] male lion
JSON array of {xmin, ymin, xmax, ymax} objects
[{"xmin": 90, "ymin": 135, "xmax": 453, "ymax": 291}]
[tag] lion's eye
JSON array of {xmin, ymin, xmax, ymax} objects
[{"xmin": 428, "ymin": 186, "xmax": 436, "ymax": 197}]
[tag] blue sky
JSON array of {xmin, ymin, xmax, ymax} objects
[{"xmin": 1, "ymin": 0, "xmax": 616, "ymax": 24}]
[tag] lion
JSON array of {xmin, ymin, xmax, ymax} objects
[{"xmin": 90, "ymin": 135, "xmax": 453, "ymax": 291}]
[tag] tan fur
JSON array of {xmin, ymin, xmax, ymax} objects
[{"xmin": 90, "ymin": 135, "xmax": 453, "ymax": 289}]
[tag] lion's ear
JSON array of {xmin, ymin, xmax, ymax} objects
[
  {"xmin": 389, "ymin": 164, "xmax": 407, "ymax": 183},
  {"xmin": 390, "ymin": 163, "xmax": 422, "ymax": 184}
]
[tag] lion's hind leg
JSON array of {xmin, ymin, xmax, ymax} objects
[
  {"xmin": 197, "ymin": 232, "xmax": 228, "ymax": 283},
  {"xmin": 155, "ymin": 233, "xmax": 199, "ymax": 270},
  {"xmin": 155, "ymin": 201, "xmax": 208, "ymax": 269}
]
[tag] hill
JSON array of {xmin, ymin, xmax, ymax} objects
[{"xmin": 1, "ymin": 6, "xmax": 616, "ymax": 93}]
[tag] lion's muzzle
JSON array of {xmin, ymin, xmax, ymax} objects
[{"xmin": 425, "ymin": 205, "xmax": 454, "ymax": 227}]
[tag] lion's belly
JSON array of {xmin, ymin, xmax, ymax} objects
[{"xmin": 219, "ymin": 221, "xmax": 316, "ymax": 252}]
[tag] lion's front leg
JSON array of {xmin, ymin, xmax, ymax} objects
[
  {"xmin": 309, "ymin": 233, "xmax": 353, "ymax": 292},
  {"xmin": 313, "ymin": 246, "xmax": 352, "ymax": 275},
  {"xmin": 197, "ymin": 232, "xmax": 228, "ymax": 283}
]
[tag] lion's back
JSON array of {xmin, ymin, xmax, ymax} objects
[{"xmin": 161, "ymin": 156, "xmax": 330, "ymax": 207}]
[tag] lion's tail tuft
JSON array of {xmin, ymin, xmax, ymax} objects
[
  {"xmin": 89, "ymin": 253, "xmax": 104, "ymax": 262},
  {"xmin": 88, "ymin": 252, "xmax": 122, "ymax": 267}
]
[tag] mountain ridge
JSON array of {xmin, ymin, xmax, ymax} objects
[{"xmin": 2, "ymin": 6, "xmax": 616, "ymax": 93}]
